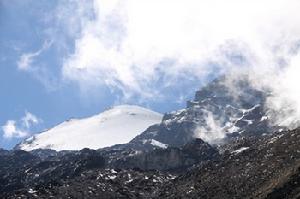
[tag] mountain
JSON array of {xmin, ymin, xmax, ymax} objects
[
  {"xmin": 114, "ymin": 75, "xmax": 281, "ymax": 153},
  {"xmin": 4, "ymin": 75, "xmax": 299, "ymax": 198},
  {"xmin": 18, "ymin": 75, "xmax": 279, "ymax": 152},
  {"xmin": 17, "ymin": 105, "xmax": 163, "ymax": 151}
]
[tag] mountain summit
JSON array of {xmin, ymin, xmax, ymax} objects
[
  {"xmin": 18, "ymin": 105, "xmax": 162, "ymax": 151},
  {"xmin": 126, "ymin": 75, "xmax": 277, "ymax": 151}
]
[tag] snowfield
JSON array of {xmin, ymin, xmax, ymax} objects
[{"xmin": 19, "ymin": 105, "xmax": 162, "ymax": 151}]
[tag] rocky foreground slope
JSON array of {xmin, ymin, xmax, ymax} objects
[
  {"xmin": 159, "ymin": 128, "xmax": 300, "ymax": 199},
  {"xmin": 2, "ymin": 128, "xmax": 300, "ymax": 198}
]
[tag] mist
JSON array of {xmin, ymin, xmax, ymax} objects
[{"xmin": 50, "ymin": 0, "xmax": 300, "ymax": 134}]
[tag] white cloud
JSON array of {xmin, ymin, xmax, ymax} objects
[
  {"xmin": 195, "ymin": 110, "xmax": 225, "ymax": 144},
  {"xmin": 264, "ymin": 54, "xmax": 300, "ymax": 129},
  {"xmin": 17, "ymin": 52, "xmax": 38, "ymax": 71},
  {"xmin": 2, "ymin": 120, "xmax": 28, "ymax": 139},
  {"xmin": 16, "ymin": 40, "xmax": 60, "ymax": 91},
  {"xmin": 21, "ymin": 111, "xmax": 40, "ymax": 129},
  {"xmin": 53, "ymin": 1, "xmax": 300, "ymax": 128},
  {"xmin": 17, "ymin": 40, "xmax": 52, "ymax": 71},
  {"xmin": 1, "ymin": 111, "xmax": 41, "ymax": 139},
  {"xmin": 56, "ymin": 1, "xmax": 300, "ymax": 97}
]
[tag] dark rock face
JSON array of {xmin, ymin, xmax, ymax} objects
[
  {"xmin": 112, "ymin": 138, "xmax": 220, "ymax": 171},
  {"xmin": 0, "ymin": 148, "xmax": 105, "ymax": 198},
  {"xmin": 265, "ymin": 168, "xmax": 300, "ymax": 199},
  {"xmin": 0, "ymin": 150, "xmax": 38, "ymax": 193},
  {"xmin": 158, "ymin": 128, "xmax": 300, "ymax": 199}
]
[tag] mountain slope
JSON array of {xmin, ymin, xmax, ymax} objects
[
  {"xmin": 125, "ymin": 75, "xmax": 278, "ymax": 151},
  {"xmin": 158, "ymin": 128, "xmax": 300, "ymax": 199},
  {"xmin": 4, "ymin": 128, "xmax": 300, "ymax": 198},
  {"xmin": 18, "ymin": 105, "xmax": 162, "ymax": 151}
]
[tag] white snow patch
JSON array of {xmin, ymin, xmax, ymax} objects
[
  {"xmin": 261, "ymin": 116, "xmax": 268, "ymax": 121},
  {"xmin": 106, "ymin": 175, "xmax": 117, "ymax": 180},
  {"xmin": 110, "ymin": 169, "xmax": 117, "ymax": 174},
  {"xmin": 244, "ymin": 119, "xmax": 254, "ymax": 125},
  {"xmin": 226, "ymin": 124, "xmax": 240, "ymax": 134},
  {"xmin": 241, "ymin": 104, "xmax": 260, "ymax": 114},
  {"xmin": 150, "ymin": 139, "xmax": 168, "ymax": 149},
  {"xmin": 232, "ymin": 147, "xmax": 249, "ymax": 154},
  {"xmin": 28, "ymin": 188, "xmax": 37, "ymax": 194},
  {"xmin": 142, "ymin": 139, "xmax": 168, "ymax": 148}
]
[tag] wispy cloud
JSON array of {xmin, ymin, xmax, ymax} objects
[
  {"xmin": 17, "ymin": 40, "xmax": 52, "ymax": 71},
  {"xmin": 21, "ymin": 111, "xmax": 40, "ymax": 129},
  {"xmin": 52, "ymin": 1, "xmax": 300, "ymax": 102},
  {"xmin": 16, "ymin": 40, "xmax": 61, "ymax": 91},
  {"xmin": 17, "ymin": 52, "xmax": 39, "ymax": 71},
  {"xmin": 1, "ymin": 111, "xmax": 41, "ymax": 139},
  {"xmin": 42, "ymin": 0, "xmax": 300, "ymax": 128}
]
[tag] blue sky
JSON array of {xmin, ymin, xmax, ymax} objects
[
  {"xmin": 0, "ymin": 1, "xmax": 104, "ymax": 148},
  {"xmin": 1, "ymin": 0, "xmax": 300, "ymax": 149}
]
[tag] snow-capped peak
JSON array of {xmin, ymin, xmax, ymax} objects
[{"xmin": 18, "ymin": 105, "xmax": 163, "ymax": 151}]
